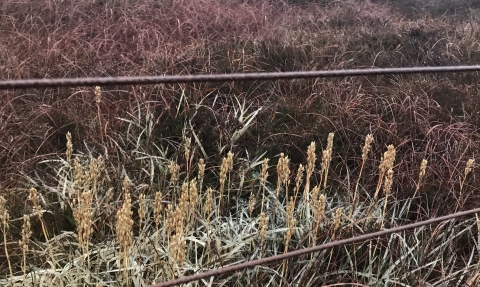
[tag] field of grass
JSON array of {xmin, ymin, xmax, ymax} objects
[{"xmin": 1, "ymin": 0, "xmax": 480, "ymax": 286}]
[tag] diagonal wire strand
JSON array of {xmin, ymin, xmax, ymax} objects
[
  {"xmin": 1, "ymin": 65, "xmax": 480, "ymax": 90},
  {"xmin": 148, "ymin": 207, "xmax": 480, "ymax": 287}
]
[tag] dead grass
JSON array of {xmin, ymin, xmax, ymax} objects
[{"xmin": 1, "ymin": 0, "xmax": 480, "ymax": 285}]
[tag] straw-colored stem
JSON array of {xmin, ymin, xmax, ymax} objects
[{"xmin": 2, "ymin": 225, "xmax": 13, "ymax": 285}]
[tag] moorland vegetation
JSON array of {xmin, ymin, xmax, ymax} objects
[{"xmin": 1, "ymin": 0, "xmax": 480, "ymax": 286}]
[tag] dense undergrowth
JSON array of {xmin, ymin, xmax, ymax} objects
[{"xmin": 1, "ymin": 0, "xmax": 480, "ymax": 286}]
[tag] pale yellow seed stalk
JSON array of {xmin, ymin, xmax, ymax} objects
[
  {"xmin": 260, "ymin": 158, "xmax": 269, "ymax": 213},
  {"xmin": 73, "ymin": 157, "xmax": 84, "ymax": 200},
  {"xmin": 94, "ymin": 86, "xmax": 103, "ymax": 141},
  {"xmin": 94, "ymin": 86, "xmax": 102, "ymax": 104},
  {"xmin": 310, "ymin": 185, "xmax": 320, "ymax": 214},
  {"xmin": 321, "ymin": 133, "xmax": 334, "ymax": 188},
  {"xmin": 66, "ymin": 132, "xmax": 73, "ymax": 163},
  {"xmin": 293, "ymin": 164, "xmax": 305, "ymax": 204},
  {"xmin": 169, "ymin": 231, "xmax": 186, "ymax": 277},
  {"xmin": 284, "ymin": 197, "xmax": 296, "ymax": 253},
  {"xmin": 0, "ymin": 196, "xmax": 13, "ymax": 282},
  {"xmin": 303, "ymin": 142, "xmax": 316, "ymax": 218},
  {"xmin": 184, "ymin": 136, "xmax": 191, "ymax": 176},
  {"xmin": 204, "ymin": 188, "xmax": 213, "ymax": 222},
  {"xmin": 419, "ymin": 159, "xmax": 427, "ymax": 182},
  {"xmin": 19, "ymin": 214, "xmax": 32, "ymax": 285},
  {"xmin": 88, "ymin": 156, "xmax": 102, "ymax": 205},
  {"xmin": 139, "ymin": 193, "xmax": 147, "ymax": 231},
  {"xmin": 248, "ymin": 192, "xmax": 255, "ymax": 217},
  {"xmin": 168, "ymin": 161, "xmax": 180, "ymax": 188},
  {"xmin": 170, "ymin": 185, "xmax": 188, "ymax": 277},
  {"xmin": 116, "ymin": 177, "xmax": 134, "ymax": 286},
  {"xmin": 258, "ymin": 212, "xmax": 268, "ymax": 246},
  {"xmin": 188, "ymin": 178, "xmax": 198, "ymax": 224},
  {"xmin": 281, "ymin": 196, "xmax": 296, "ymax": 283},
  {"xmin": 351, "ymin": 134, "xmax": 374, "ymax": 217},
  {"xmin": 312, "ymin": 193, "xmax": 325, "ymax": 246},
  {"xmin": 198, "ymin": 159, "xmax": 205, "ymax": 194},
  {"xmin": 225, "ymin": 151, "xmax": 234, "ymax": 207},
  {"xmin": 165, "ymin": 204, "xmax": 175, "ymax": 238},
  {"xmin": 333, "ymin": 208, "xmax": 342, "ymax": 240},
  {"xmin": 154, "ymin": 192, "xmax": 163, "ymax": 233},
  {"xmin": 465, "ymin": 159, "xmax": 474, "ymax": 177},
  {"xmin": 374, "ymin": 144, "xmax": 396, "ymax": 201},
  {"xmin": 459, "ymin": 158, "xmax": 475, "ymax": 209},
  {"xmin": 28, "ymin": 188, "xmax": 55, "ymax": 267},
  {"xmin": 381, "ymin": 168, "xmax": 394, "ymax": 229},
  {"xmin": 218, "ymin": 156, "xmax": 229, "ymax": 215},
  {"xmin": 408, "ymin": 159, "xmax": 428, "ymax": 214},
  {"xmin": 316, "ymin": 193, "xmax": 326, "ymax": 225}
]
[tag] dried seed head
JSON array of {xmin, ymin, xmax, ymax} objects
[
  {"xmin": 0, "ymin": 196, "xmax": 9, "ymax": 230},
  {"xmin": 28, "ymin": 188, "xmax": 41, "ymax": 215},
  {"xmin": 168, "ymin": 161, "xmax": 180, "ymax": 187},
  {"xmin": 306, "ymin": 141, "xmax": 316, "ymax": 179},
  {"xmin": 384, "ymin": 168, "xmax": 394, "ymax": 196},
  {"xmin": 94, "ymin": 86, "xmax": 102, "ymax": 104},
  {"xmin": 165, "ymin": 204, "xmax": 175, "ymax": 235},
  {"xmin": 169, "ymin": 231, "xmax": 186, "ymax": 270},
  {"xmin": 198, "ymin": 159, "xmax": 205, "ymax": 193},
  {"xmin": 276, "ymin": 153, "xmax": 291, "ymax": 188},
  {"xmin": 226, "ymin": 151, "xmax": 234, "ymax": 171},
  {"xmin": 260, "ymin": 158, "xmax": 269, "ymax": 185},
  {"xmin": 198, "ymin": 159, "xmax": 205, "ymax": 180},
  {"xmin": 116, "ymin": 182, "xmax": 133, "ymax": 253},
  {"xmin": 73, "ymin": 157, "xmax": 84, "ymax": 198},
  {"xmin": 333, "ymin": 208, "xmax": 342, "ymax": 234},
  {"xmin": 362, "ymin": 134, "xmax": 374, "ymax": 161},
  {"xmin": 66, "ymin": 132, "xmax": 73, "ymax": 163},
  {"xmin": 284, "ymin": 197, "xmax": 296, "ymax": 250},
  {"xmin": 294, "ymin": 164, "xmax": 305, "ymax": 191},
  {"xmin": 89, "ymin": 156, "xmax": 102, "ymax": 189},
  {"xmin": 188, "ymin": 178, "xmax": 198, "ymax": 219},
  {"xmin": 76, "ymin": 191, "xmax": 93, "ymax": 250},
  {"xmin": 310, "ymin": 185, "xmax": 320, "ymax": 210},
  {"xmin": 258, "ymin": 212, "xmax": 268, "ymax": 246},
  {"xmin": 154, "ymin": 192, "xmax": 163, "ymax": 230},
  {"xmin": 465, "ymin": 158, "xmax": 474, "ymax": 177},
  {"xmin": 379, "ymin": 145, "xmax": 396, "ymax": 174},
  {"xmin": 316, "ymin": 194, "xmax": 325, "ymax": 224},
  {"xmin": 419, "ymin": 159, "xmax": 428, "ymax": 181},
  {"xmin": 184, "ymin": 137, "xmax": 191, "ymax": 163},
  {"xmin": 321, "ymin": 133, "xmax": 335, "ymax": 186},
  {"xmin": 204, "ymin": 188, "xmax": 213, "ymax": 221},
  {"xmin": 122, "ymin": 176, "xmax": 130, "ymax": 195},
  {"xmin": 19, "ymin": 215, "xmax": 32, "ymax": 253},
  {"xmin": 248, "ymin": 192, "xmax": 255, "ymax": 216},
  {"xmin": 219, "ymin": 157, "xmax": 229, "ymax": 193}
]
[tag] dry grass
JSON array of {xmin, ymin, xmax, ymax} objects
[{"xmin": 1, "ymin": 0, "xmax": 480, "ymax": 285}]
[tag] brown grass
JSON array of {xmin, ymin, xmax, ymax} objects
[{"xmin": 1, "ymin": 0, "xmax": 480, "ymax": 284}]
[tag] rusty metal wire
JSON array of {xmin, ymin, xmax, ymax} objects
[
  {"xmin": 1, "ymin": 65, "xmax": 480, "ymax": 90},
  {"xmin": 148, "ymin": 207, "xmax": 480, "ymax": 287}
]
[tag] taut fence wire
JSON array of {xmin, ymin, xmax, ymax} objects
[
  {"xmin": 148, "ymin": 207, "xmax": 480, "ymax": 287},
  {"xmin": 1, "ymin": 65, "xmax": 480, "ymax": 90}
]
